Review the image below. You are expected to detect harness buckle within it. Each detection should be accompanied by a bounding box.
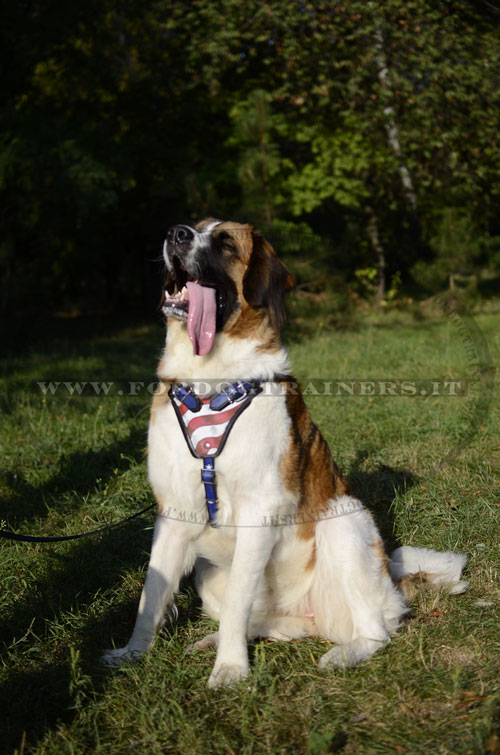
[174,383,202,412]
[222,385,236,403]
[236,381,248,399]
[201,467,216,484]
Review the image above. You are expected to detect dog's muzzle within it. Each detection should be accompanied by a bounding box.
[166,224,195,250]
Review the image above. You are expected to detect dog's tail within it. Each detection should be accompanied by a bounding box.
[389,546,468,599]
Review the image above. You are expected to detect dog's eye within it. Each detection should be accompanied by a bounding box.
[221,240,238,257]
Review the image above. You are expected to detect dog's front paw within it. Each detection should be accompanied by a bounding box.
[208,661,249,689]
[101,646,144,667]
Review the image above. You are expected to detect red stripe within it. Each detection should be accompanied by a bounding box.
[186,405,240,434]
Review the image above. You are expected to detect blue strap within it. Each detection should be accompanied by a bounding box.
[173,385,201,411]
[201,458,218,527]
[209,381,260,410]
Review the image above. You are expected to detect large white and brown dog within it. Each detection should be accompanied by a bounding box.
[103,219,468,688]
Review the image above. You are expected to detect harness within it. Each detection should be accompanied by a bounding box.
[169,380,263,527]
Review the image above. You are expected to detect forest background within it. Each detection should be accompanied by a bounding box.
[1,0,500,323]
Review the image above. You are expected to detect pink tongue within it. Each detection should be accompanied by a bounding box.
[186,282,217,356]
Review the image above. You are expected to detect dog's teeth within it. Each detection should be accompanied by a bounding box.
[164,286,189,303]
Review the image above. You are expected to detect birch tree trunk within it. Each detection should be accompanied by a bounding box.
[367,207,386,307]
[374,26,418,215]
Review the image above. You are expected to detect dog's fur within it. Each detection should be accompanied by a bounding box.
[103,219,468,687]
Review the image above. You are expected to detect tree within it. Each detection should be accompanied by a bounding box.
[226,90,289,226]
[411,208,482,292]
[1,0,499,316]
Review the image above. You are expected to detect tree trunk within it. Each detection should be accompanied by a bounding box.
[367,208,386,307]
[374,27,418,216]
[260,140,273,226]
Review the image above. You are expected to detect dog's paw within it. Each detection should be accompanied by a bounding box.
[318,637,388,669]
[208,661,248,689]
[318,645,357,669]
[101,647,143,667]
[187,631,220,653]
[448,580,469,595]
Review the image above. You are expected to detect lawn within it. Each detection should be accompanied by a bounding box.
[1,299,499,754]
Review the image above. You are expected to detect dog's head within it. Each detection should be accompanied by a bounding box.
[162,219,294,355]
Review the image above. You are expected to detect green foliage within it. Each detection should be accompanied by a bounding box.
[226,89,289,223]
[412,209,482,292]
[285,116,390,214]
[354,266,379,296]
[267,218,329,281]
[354,267,403,309]
[1,0,500,314]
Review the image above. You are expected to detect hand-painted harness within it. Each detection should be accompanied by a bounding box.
[169,380,263,527]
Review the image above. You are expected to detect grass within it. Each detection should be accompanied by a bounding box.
[0,299,499,754]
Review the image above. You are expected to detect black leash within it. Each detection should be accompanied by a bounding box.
[0,503,156,543]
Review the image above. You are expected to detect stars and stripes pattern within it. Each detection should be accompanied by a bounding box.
[169,381,262,526]
[171,391,251,457]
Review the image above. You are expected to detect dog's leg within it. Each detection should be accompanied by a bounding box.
[189,615,315,655]
[207,525,277,688]
[312,496,408,669]
[102,516,198,666]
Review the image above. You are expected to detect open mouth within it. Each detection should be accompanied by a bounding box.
[162,284,190,320]
[162,257,191,319]
[163,257,218,356]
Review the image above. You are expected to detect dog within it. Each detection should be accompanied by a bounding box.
[103,219,468,688]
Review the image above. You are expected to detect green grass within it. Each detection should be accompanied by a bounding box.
[1,301,499,754]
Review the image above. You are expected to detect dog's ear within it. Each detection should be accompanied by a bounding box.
[243,231,295,332]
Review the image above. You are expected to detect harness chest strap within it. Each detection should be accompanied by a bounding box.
[169,381,263,527]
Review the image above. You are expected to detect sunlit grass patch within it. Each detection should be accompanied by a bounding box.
[1,308,499,754]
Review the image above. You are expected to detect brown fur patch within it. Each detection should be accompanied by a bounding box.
[227,304,281,351]
[149,380,171,425]
[397,571,431,600]
[372,540,391,578]
[227,304,265,338]
[305,541,316,570]
[153,491,169,515]
[280,381,349,540]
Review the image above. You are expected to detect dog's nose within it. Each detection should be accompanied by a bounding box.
[167,225,195,245]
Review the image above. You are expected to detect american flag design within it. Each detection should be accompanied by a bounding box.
[171,392,250,458]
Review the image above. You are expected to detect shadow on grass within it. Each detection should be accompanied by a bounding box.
[2,427,146,528]
[0,313,163,414]
[347,449,417,553]
[0,498,206,755]
[0,313,163,359]
[0,521,154,753]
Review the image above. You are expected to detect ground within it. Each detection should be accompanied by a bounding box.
[1,300,499,754]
